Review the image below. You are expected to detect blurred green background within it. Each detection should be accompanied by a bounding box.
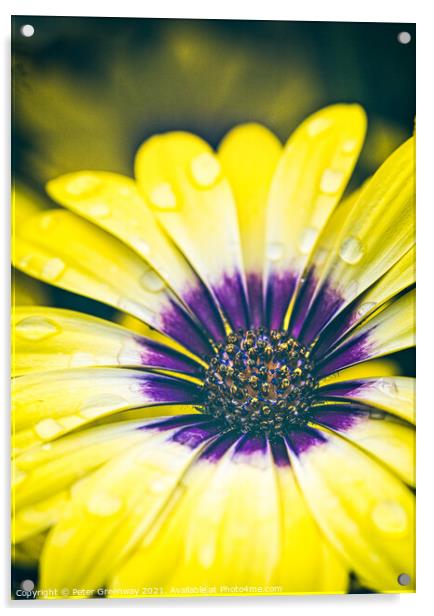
[12,17,415,188]
[11,17,415,596]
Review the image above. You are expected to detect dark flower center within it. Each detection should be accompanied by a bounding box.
[203,328,318,436]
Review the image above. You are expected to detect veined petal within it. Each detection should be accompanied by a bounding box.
[218,124,282,326]
[112,434,347,593]
[13,419,162,542]
[287,427,415,592]
[135,131,249,330]
[318,358,401,387]
[46,172,226,342]
[314,246,415,357]
[12,306,205,377]
[317,376,415,425]
[12,368,203,451]
[293,137,415,343]
[271,440,348,592]
[264,104,366,329]
[39,418,221,593]
[312,407,415,485]
[317,289,415,377]
[13,202,213,358]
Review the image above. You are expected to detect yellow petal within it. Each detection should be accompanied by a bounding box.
[218,124,281,325]
[264,104,366,328]
[13,198,213,357]
[135,131,249,330]
[12,368,201,451]
[46,171,226,341]
[287,428,415,592]
[39,423,217,592]
[296,137,415,342]
[12,306,204,377]
[318,289,415,376]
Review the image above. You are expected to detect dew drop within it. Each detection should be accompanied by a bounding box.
[87,493,123,517]
[13,468,27,486]
[80,394,129,419]
[190,152,221,188]
[199,542,216,568]
[267,242,285,262]
[18,254,33,268]
[15,316,60,341]
[371,501,408,536]
[307,117,332,137]
[58,415,83,430]
[65,174,102,197]
[41,257,65,281]
[140,269,165,293]
[39,212,58,231]
[378,379,399,396]
[342,138,358,154]
[149,182,177,210]
[297,227,318,255]
[34,418,63,440]
[320,169,345,194]
[132,237,151,257]
[87,202,111,218]
[50,528,76,548]
[149,479,167,494]
[69,351,95,367]
[339,236,363,265]
[356,302,376,318]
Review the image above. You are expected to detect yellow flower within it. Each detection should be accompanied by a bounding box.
[12,104,415,597]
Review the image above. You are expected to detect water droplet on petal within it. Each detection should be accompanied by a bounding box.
[41,257,65,281]
[371,501,408,536]
[34,418,63,440]
[297,227,319,255]
[307,117,332,137]
[199,542,216,568]
[149,479,167,494]
[267,242,285,262]
[342,138,358,153]
[65,174,102,197]
[39,212,58,231]
[50,528,76,548]
[69,351,95,367]
[339,236,363,265]
[18,254,33,268]
[132,237,151,257]
[58,415,83,430]
[80,394,129,419]
[378,379,399,396]
[356,302,376,318]
[149,182,177,210]
[190,152,221,188]
[13,468,27,486]
[140,269,165,293]
[87,493,123,517]
[87,202,111,218]
[15,316,60,340]
[320,169,345,194]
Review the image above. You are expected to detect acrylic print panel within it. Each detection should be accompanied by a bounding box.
[11,16,415,599]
